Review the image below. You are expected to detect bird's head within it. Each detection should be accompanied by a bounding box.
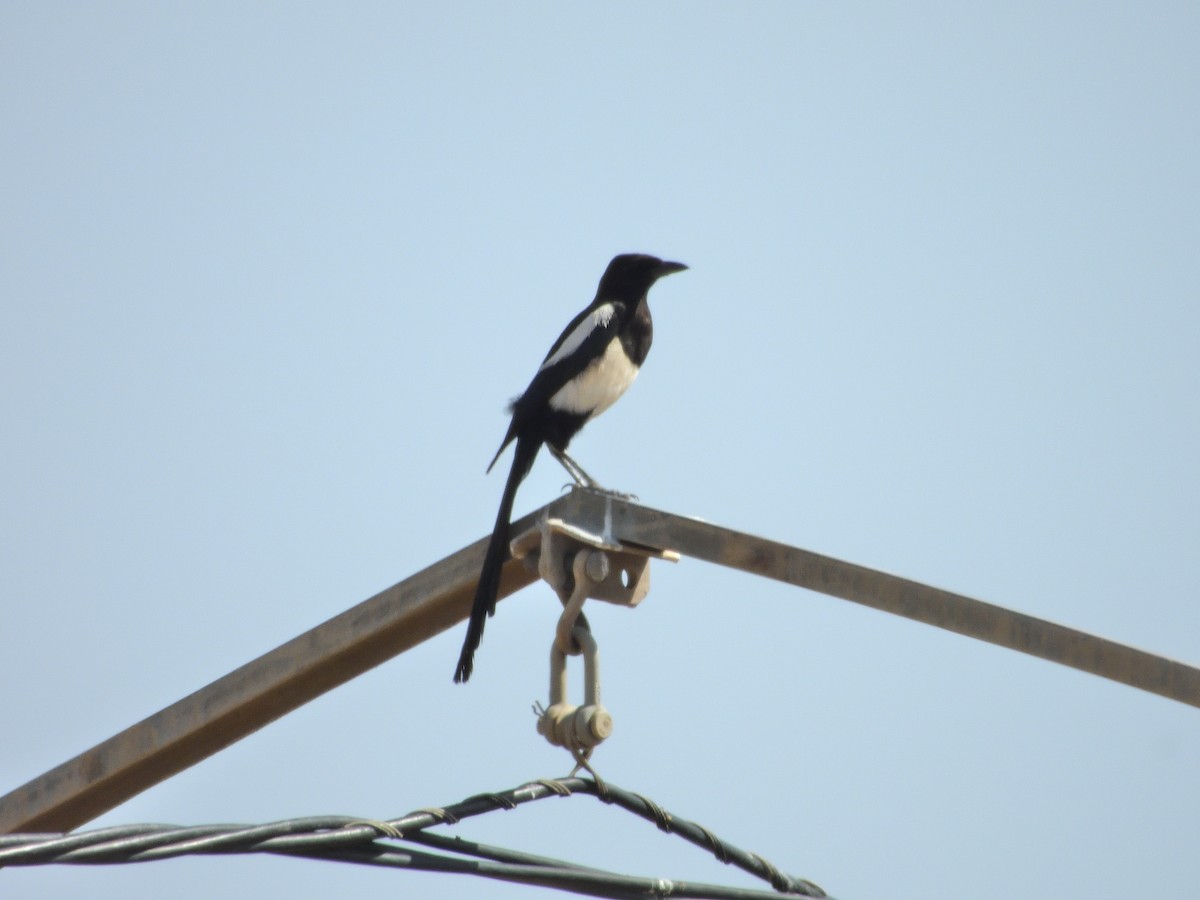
[596,253,688,300]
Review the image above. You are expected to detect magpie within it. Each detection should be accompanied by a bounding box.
[453,253,688,683]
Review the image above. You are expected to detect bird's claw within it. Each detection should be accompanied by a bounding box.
[580,484,638,501]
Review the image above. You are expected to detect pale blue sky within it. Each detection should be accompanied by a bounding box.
[3,3,1199,898]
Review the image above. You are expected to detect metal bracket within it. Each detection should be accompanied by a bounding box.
[511,496,679,754]
[509,499,680,610]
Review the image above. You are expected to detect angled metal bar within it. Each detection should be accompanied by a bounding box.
[5,488,1196,838]
[555,489,1200,710]
[0,505,552,835]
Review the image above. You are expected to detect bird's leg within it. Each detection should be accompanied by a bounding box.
[549,445,600,489]
[549,447,639,500]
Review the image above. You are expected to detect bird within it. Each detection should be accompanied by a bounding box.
[453,253,688,682]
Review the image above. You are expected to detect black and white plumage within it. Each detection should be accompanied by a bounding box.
[454,253,688,683]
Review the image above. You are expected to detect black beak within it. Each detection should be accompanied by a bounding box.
[656,260,688,277]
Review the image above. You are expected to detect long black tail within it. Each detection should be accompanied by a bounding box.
[454,436,540,682]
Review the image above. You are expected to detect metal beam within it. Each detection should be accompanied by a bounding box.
[0,506,547,835]
[554,489,1200,710]
[4,488,1197,836]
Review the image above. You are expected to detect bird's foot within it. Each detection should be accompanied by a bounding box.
[578,484,639,502]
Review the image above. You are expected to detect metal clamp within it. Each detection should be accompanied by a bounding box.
[511,499,678,755]
[508,503,679,615]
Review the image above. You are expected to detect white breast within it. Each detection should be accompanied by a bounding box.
[549,339,638,419]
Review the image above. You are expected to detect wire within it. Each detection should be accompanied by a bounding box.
[0,776,829,899]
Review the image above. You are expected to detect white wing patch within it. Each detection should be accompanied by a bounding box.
[549,338,639,418]
[539,302,618,372]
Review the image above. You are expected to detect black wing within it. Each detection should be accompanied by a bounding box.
[487,300,626,470]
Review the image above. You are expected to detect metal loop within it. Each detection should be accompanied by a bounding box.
[529,778,573,797]
[537,626,611,753]
[555,550,608,656]
[411,807,459,826]
[342,819,404,839]
[463,792,518,811]
[633,792,672,832]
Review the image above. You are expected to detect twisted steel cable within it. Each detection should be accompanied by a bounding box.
[0,777,828,899]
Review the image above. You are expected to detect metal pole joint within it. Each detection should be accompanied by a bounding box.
[514,502,678,755]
